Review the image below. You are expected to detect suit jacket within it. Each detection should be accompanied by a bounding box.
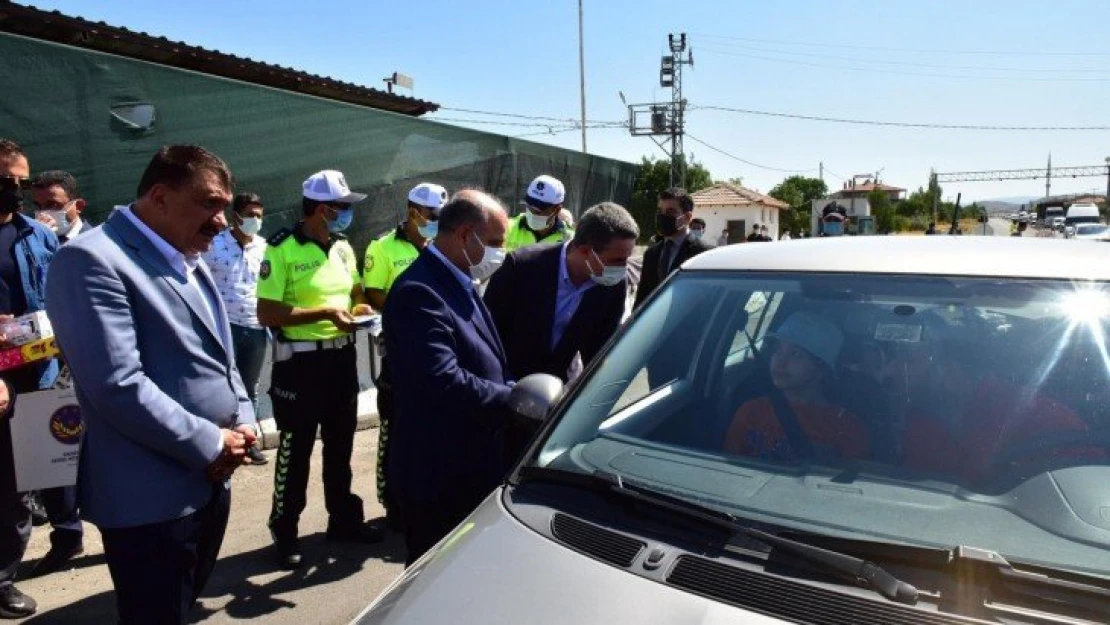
[59,218,94,244]
[632,233,712,310]
[45,210,254,529]
[383,248,513,510]
[484,243,625,382]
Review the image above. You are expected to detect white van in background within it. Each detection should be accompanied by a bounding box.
[1065,203,1101,238]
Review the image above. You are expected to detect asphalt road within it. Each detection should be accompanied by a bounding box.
[14,429,403,624]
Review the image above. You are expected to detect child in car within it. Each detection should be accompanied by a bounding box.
[723,312,869,463]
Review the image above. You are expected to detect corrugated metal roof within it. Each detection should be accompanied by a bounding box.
[0,2,439,116]
[690,182,791,209]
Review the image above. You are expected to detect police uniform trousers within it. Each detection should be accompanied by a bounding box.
[267,341,362,542]
[374,356,400,526]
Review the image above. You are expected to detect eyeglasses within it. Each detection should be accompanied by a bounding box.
[0,176,31,192]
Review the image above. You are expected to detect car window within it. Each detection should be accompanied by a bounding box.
[534,271,1110,578]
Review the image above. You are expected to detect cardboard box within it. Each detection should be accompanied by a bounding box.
[0,311,58,372]
[10,388,82,492]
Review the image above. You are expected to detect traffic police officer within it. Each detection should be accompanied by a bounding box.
[505,174,574,251]
[257,169,382,570]
[362,182,447,528]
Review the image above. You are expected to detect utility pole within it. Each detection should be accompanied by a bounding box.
[1046,153,1052,200]
[577,0,587,153]
[666,33,693,187]
[930,169,939,227]
[819,161,824,183]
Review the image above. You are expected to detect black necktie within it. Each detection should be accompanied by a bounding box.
[659,240,676,280]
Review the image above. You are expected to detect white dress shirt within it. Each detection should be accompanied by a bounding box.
[202,228,267,329]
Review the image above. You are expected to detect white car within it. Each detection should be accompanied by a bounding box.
[357,237,1110,625]
[1070,223,1110,240]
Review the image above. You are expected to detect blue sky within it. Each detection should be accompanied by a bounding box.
[26,0,1110,201]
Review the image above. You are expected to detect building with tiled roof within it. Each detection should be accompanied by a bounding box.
[691,182,790,243]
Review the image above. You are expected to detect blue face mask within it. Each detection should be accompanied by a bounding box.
[418,221,438,239]
[327,207,354,233]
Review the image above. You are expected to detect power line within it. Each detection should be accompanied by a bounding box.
[692,33,1110,57]
[690,105,1110,131]
[696,46,1110,82]
[435,106,623,126]
[685,134,816,173]
[513,124,625,139]
[696,42,1110,74]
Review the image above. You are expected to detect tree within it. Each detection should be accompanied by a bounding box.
[869,189,900,234]
[629,155,713,241]
[769,176,828,236]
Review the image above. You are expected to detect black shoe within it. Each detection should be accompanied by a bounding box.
[326,522,384,544]
[247,445,268,466]
[28,494,47,527]
[0,584,37,618]
[28,543,84,578]
[274,540,303,570]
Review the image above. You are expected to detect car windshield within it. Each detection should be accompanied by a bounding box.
[533,271,1110,577]
[1076,224,1108,236]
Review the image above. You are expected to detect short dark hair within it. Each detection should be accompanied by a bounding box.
[659,187,694,213]
[31,170,79,199]
[0,139,24,162]
[136,145,233,199]
[691,218,706,229]
[233,192,263,214]
[438,193,487,234]
[572,202,640,250]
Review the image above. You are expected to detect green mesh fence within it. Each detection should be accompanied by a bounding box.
[0,32,636,256]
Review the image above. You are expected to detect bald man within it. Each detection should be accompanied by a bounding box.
[382,190,515,565]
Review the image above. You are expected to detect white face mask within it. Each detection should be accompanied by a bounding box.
[588,249,627,287]
[690,229,704,240]
[238,216,263,237]
[39,204,73,236]
[464,231,506,282]
[525,210,553,231]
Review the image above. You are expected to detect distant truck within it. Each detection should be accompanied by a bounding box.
[1044,206,1065,229]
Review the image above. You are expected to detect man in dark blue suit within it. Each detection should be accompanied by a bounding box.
[383,189,513,565]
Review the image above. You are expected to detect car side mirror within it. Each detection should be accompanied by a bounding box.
[508,374,564,423]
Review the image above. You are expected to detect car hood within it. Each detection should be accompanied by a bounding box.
[352,488,782,625]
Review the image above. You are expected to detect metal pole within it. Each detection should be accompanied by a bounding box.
[578,0,587,153]
[930,170,939,227]
[1104,158,1109,216]
[819,161,823,183]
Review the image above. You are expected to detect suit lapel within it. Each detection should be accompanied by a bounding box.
[423,251,506,362]
[108,211,227,355]
[537,248,561,356]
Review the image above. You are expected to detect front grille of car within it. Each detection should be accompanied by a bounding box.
[550,513,646,568]
[668,556,988,625]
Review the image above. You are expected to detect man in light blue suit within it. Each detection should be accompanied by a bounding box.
[45,145,256,625]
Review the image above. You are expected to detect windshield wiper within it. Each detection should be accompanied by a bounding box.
[516,466,920,605]
[948,546,1110,618]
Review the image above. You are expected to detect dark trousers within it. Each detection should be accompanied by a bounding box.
[400,497,475,567]
[0,367,49,587]
[40,485,82,549]
[100,483,231,625]
[230,324,270,411]
[374,357,399,521]
[268,343,362,543]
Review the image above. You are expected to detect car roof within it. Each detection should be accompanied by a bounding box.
[682,236,1110,281]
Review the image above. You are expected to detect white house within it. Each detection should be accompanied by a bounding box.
[690,182,791,243]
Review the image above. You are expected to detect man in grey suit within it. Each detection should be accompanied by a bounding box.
[45,145,256,625]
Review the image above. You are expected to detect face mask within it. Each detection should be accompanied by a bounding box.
[588,249,627,287]
[237,216,262,236]
[44,209,72,235]
[656,212,679,237]
[0,189,22,215]
[418,220,438,239]
[327,207,353,233]
[464,231,506,282]
[823,222,843,236]
[690,229,704,240]
[525,210,552,231]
